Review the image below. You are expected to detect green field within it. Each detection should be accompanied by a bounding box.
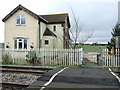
[77,45,107,53]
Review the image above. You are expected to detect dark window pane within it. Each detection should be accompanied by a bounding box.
[24,39,27,49]
[19,42,22,49]
[45,40,49,45]
[53,26,56,31]
[14,39,17,49]
[21,18,25,24]
[17,17,20,25]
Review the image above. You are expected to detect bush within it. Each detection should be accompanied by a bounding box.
[2,53,12,64]
[26,51,40,65]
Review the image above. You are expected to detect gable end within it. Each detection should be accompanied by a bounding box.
[43,28,57,37]
[2,4,47,23]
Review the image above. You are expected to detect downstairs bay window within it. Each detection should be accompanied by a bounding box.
[14,38,28,50]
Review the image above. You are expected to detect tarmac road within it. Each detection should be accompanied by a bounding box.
[25,66,120,90]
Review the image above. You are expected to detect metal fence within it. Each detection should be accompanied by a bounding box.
[102,49,120,67]
[1,48,83,66]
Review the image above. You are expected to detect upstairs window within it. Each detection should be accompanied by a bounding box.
[16,15,25,25]
[14,38,28,50]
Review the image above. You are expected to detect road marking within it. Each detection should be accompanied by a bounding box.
[40,67,68,90]
[108,68,120,83]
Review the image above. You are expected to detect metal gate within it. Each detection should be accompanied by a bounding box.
[82,51,101,64]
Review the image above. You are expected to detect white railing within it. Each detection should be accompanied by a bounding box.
[102,49,120,67]
[2,48,83,66]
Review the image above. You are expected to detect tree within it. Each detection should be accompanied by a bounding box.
[107,23,120,54]
[69,8,94,49]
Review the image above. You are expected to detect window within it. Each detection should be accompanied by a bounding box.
[16,15,25,25]
[53,26,56,31]
[45,40,49,45]
[14,38,28,50]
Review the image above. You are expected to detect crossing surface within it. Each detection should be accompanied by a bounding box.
[25,66,120,90]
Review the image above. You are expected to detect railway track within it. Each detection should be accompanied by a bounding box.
[1,82,29,89]
[1,65,55,90]
[1,65,53,71]
[1,65,54,74]
[1,69,45,74]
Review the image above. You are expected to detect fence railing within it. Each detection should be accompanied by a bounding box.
[2,48,83,66]
[3,48,119,67]
[102,49,120,67]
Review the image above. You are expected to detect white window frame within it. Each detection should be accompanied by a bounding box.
[16,15,26,26]
[14,38,28,50]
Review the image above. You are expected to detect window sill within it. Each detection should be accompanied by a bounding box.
[16,24,26,26]
[13,49,29,52]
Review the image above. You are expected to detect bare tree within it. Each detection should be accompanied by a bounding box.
[69,8,94,49]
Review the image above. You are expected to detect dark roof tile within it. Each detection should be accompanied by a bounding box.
[43,28,57,37]
[40,13,68,24]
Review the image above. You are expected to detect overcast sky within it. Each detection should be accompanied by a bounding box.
[0,0,119,44]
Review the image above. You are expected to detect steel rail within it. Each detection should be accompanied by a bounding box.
[1,82,28,88]
[1,65,53,71]
[1,69,45,74]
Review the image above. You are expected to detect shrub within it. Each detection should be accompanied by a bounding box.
[2,53,12,64]
[26,51,40,65]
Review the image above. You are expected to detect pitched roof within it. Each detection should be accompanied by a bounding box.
[43,28,57,37]
[2,4,47,23]
[40,13,68,24]
[2,5,70,28]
